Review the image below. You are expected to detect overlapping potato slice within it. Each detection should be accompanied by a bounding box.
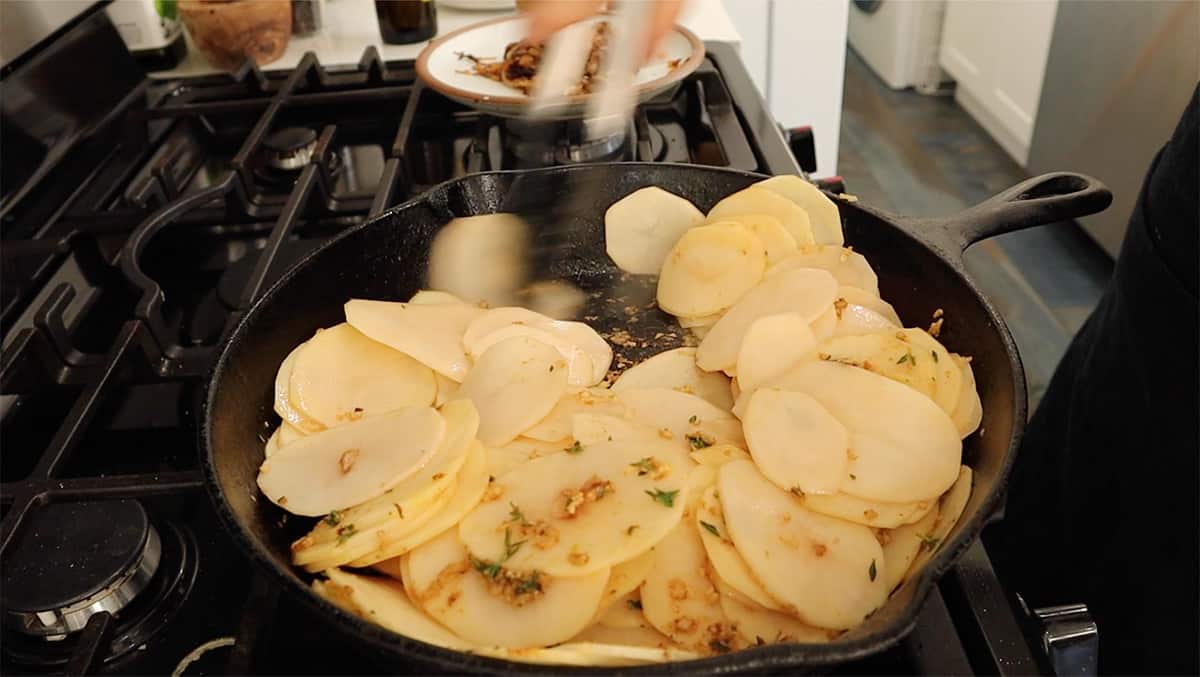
[470,324,595,388]
[880,506,939,592]
[409,289,466,305]
[428,213,530,307]
[433,372,459,407]
[766,361,961,502]
[656,224,767,318]
[696,268,837,373]
[641,518,742,653]
[742,388,849,495]
[707,186,815,246]
[768,246,879,296]
[754,175,844,246]
[689,444,750,467]
[345,299,482,382]
[314,568,472,650]
[717,460,887,629]
[677,313,722,329]
[458,434,690,577]
[612,347,733,410]
[696,487,783,611]
[717,581,836,646]
[717,213,804,261]
[604,186,706,275]
[599,590,647,629]
[594,547,657,620]
[464,307,612,385]
[350,442,490,567]
[288,323,436,428]
[523,387,626,442]
[404,529,610,648]
[838,285,902,325]
[570,412,648,446]
[907,465,972,576]
[275,344,324,433]
[800,491,936,529]
[292,400,478,567]
[573,623,677,650]
[615,388,745,449]
[257,406,445,517]
[486,436,568,476]
[452,335,569,446]
[949,355,983,438]
[735,313,818,396]
[815,328,962,417]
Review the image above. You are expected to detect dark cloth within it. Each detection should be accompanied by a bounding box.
[988,84,1199,675]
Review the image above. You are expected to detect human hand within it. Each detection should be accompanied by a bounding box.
[519,0,685,60]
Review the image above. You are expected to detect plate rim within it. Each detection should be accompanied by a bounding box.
[415,15,706,109]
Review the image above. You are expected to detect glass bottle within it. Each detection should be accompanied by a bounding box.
[375,0,438,45]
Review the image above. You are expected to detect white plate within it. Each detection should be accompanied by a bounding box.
[415,15,704,118]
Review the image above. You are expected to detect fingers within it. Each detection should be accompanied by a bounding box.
[641,0,685,61]
[521,0,608,44]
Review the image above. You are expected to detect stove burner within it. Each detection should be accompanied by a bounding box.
[2,500,161,640]
[503,118,628,167]
[263,127,318,171]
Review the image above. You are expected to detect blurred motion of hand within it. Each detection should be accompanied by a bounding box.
[518,0,685,60]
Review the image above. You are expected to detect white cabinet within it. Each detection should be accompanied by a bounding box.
[939,0,1058,166]
[722,0,850,178]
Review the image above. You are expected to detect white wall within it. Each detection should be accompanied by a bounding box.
[722,0,849,178]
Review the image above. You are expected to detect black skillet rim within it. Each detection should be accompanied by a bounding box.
[200,163,1026,673]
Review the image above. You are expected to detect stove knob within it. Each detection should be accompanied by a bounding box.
[1029,600,1099,676]
[785,126,818,174]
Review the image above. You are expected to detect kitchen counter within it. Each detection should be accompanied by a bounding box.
[149,0,740,78]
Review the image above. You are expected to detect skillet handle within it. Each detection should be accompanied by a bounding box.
[938,172,1112,252]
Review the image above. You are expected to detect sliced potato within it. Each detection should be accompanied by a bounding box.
[518,279,587,320]
[800,492,936,529]
[605,186,706,274]
[689,444,750,467]
[293,400,478,564]
[881,506,939,592]
[696,268,837,373]
[717,583,835,646]
[949,355,983,438]
[571,412,653,446]
[275,344,324,433]
[483,641,698,666]
[641,519,742,653]
[487,436,568,476]
[707,185,815,246]
[523,388,626,442]
[434,372,459,407]
[717,460,887,629]
[768,246,878,297]
[809,305,839,341]
[428,213,530,307]
[574,622,676,649]
[815,331,942,410]
[594,547,657,620]
[677,313,722,329]
[289,323,436,428]
[612,347,733,410]
[599,590,648,629]
[469,324,595,389]
[742,388,849,495]
[767,361,961,502]
[895,328,963,415]
[457,436,689,577]
[278,422,305,445]
[615,388,745,449]
[409,289,466,305]
[826,302,898,339]
[754,175,844,246]
[735,313,818,395]
[717,213,803,261]
[265,428,284,458]
[344,299,482,382]
[314,568,471,651]
[349,441,491,566]
[464,307,612,385]
[404,529,610,648]
[257,406,445,516]
[838,285,901,325]
[696,487,783,611]
[907,465,972,577]
[453,335,569,447]
[656,224,767,318]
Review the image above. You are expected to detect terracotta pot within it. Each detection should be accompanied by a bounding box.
[180,0,292,70]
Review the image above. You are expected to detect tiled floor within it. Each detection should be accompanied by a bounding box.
[836,48,1114,409]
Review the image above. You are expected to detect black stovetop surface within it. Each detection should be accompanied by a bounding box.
[0,6,1042,676]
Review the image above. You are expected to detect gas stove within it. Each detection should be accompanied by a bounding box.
[1,6,1047,675]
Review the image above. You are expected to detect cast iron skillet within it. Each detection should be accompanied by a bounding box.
[201,163,1111,673]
